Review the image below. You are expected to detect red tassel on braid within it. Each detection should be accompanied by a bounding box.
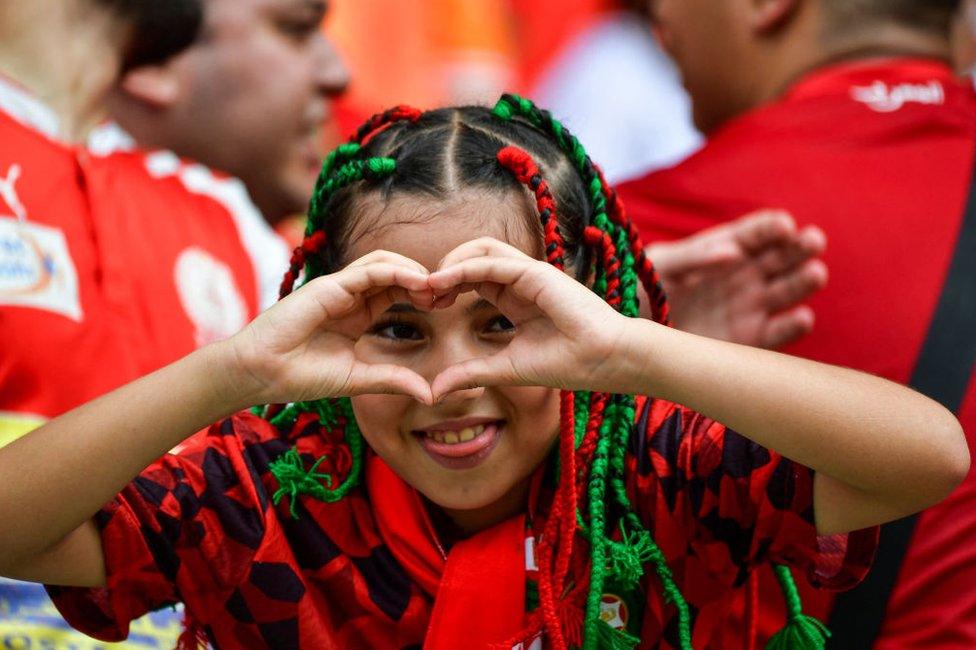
[351,105,423,146]
[575,392,609,487]
[593,164,672,326]
[279,231,329,299]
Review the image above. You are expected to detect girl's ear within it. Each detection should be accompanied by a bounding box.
[749,0,802,34]
[118,64,181,108]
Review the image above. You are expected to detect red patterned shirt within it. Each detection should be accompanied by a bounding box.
[47,397,877,648]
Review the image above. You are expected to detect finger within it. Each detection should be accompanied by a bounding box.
[764,259,829,312]
[436,237,533,272]
[755,227,826,277]
[731,210,797,254]
[428,256,540,294]
[344,250,430,275]
[430,356,519,402]
[348,363,433,405]
[333,262,431,296]
[760,305,816,349]
[646,237,742,279]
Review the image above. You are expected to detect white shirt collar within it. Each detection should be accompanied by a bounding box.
[0,74,62,141]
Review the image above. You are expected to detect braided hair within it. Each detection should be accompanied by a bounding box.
[265,96,824,650]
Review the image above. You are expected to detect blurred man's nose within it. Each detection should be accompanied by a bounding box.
[313,34,350,97]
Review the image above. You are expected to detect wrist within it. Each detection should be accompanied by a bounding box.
[610,316,670,396]
[203,338,267,413]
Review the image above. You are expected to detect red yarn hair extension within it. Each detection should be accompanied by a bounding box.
[351,105,423,147]
[279,230,328,299]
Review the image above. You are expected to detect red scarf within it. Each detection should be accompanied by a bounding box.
[365,454,533,649]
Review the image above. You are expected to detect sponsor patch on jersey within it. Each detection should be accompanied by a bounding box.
[174,247,248,347]
[0,217,82,321]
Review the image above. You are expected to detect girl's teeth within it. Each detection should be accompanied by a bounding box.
[425,424,490,445]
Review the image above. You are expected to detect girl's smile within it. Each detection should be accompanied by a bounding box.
[413,418,504,469]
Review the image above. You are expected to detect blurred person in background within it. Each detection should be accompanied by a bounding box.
[105,0,349,230]
[0,0,279,646]
[531,0,702,182]
[618,0,976,647]
[953,0,976,75]
[104,0,829,351]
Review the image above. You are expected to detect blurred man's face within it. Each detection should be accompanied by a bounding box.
[167,0,348,221]
[651,0,750,133]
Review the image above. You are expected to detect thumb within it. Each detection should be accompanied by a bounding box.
[430,355,517,403]
[347,364,433,405]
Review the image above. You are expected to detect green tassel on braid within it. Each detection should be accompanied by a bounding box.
[269,398,366,519]
[766,565,830,650]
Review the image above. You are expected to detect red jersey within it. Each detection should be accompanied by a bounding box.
[617,58,976,648]
[47,400,875,648]
[0,77,284,648]
[0,79,264,424]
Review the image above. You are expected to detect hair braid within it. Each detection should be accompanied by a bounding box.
[278,157,397,299]
[497,146,578,649]
[493,94,668,324]
[493,95,693,648]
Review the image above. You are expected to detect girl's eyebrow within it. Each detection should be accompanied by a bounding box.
[384,303,419,314]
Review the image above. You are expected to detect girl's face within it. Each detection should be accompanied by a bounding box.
[346,191,561,532]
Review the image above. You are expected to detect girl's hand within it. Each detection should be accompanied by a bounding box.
[427,238,632,401]
[226,251,436,407]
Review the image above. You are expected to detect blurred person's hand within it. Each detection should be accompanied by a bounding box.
[646,210,828,349]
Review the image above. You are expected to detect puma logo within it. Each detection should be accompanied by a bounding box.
[0,165,26,221]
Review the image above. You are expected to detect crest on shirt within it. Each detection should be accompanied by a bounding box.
[851,80,945,113]
[0,164,83,321]
[600,593,629,630]
[174,246,248,347]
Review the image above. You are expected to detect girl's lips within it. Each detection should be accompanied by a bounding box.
[416,422,503,470]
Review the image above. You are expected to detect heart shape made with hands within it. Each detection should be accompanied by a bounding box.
[256,238,617,407]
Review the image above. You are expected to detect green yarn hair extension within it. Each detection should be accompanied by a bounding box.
[306,156,397,236]
[582,399,618,650]
[766,565,831,650]
[494,94,699,650]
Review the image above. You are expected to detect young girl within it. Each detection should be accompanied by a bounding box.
[0,97,966,650]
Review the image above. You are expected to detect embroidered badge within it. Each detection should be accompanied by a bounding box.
[174,246,248,347]
[600,593,629,630]
[0,165,82,321]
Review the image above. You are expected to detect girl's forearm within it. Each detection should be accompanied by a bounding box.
[0,341,250,572]
[618,319,968,519]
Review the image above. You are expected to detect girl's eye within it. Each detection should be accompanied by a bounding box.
[485,315,516,334]
[373,322,424,342]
